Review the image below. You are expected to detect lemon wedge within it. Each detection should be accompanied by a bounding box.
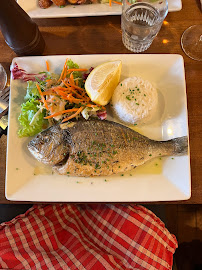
[85,60,122,106]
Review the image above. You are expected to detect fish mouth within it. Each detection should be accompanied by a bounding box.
[28,143,44,161]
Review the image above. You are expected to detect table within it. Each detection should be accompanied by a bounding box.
[0,0,201,204]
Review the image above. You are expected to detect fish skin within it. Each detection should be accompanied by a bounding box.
[28,120,188,176]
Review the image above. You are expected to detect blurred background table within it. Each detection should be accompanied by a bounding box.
[0,0,201,203]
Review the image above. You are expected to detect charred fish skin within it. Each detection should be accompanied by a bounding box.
[28,120,188,177]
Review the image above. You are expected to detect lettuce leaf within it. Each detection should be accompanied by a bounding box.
[18,99,48,137]
[24,81,40,100]
[66,59,79,69]
[66,59,83,86]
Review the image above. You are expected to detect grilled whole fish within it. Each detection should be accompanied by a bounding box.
[28,120,188,176]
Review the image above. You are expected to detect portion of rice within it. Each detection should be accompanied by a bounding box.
[111,76,158,124]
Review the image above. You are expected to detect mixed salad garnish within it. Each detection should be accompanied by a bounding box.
[12,59,107,137]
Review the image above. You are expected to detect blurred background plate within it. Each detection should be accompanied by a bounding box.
[17,0,182,18]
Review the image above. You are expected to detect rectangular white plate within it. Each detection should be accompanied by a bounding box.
[6,54,190,202]
[17,0,182,18]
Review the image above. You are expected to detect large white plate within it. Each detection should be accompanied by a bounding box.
[17,0,182,18]
[6,54,190,202]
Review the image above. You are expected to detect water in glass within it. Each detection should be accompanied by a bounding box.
[121,1,168,53]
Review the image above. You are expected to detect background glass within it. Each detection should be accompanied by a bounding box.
[181,24,202,61]
[121,0,168,53]
[0,64,7,91]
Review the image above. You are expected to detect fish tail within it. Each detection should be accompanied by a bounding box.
[171,136,188,156]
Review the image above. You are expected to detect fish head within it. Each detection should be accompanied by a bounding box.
[28,125,71,166]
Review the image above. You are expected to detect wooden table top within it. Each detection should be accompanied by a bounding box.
[0,0,201,204]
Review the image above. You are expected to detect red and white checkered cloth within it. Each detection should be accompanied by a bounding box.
[0,204,177,270]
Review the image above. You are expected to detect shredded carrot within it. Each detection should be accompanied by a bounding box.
[44,108,80,119]
[69,73,75,85]
[63,68,67,80]
[68,82,88,93]
[55,90,69,97]
[61,80,85,99]
[46,60,50,72]
[67,68,88,73]
[46,79,52,82]
[49,106,53,114]
[109,0,112,6]
[69,82,89,99]
[45,100,57,103]
[85,104,101,108]
[67,82,86,96]
[42,86,71,96]
[58,58,68,82]
[69,89,85,99]
[53,86,70,92]
[62,107,83,123]
[67,96,87,104]
[36,84,49,111]
[42,89,57,96]
[112,0,122,4]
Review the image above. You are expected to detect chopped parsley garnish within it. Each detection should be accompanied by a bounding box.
[126,96,131,100]
[95,163,101,169]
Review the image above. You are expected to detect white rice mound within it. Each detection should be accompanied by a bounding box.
[111,76,158,124]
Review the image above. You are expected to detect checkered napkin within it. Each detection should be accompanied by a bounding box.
[0,204,177,270]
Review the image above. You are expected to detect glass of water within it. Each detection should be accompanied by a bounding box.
[121,0,168,53]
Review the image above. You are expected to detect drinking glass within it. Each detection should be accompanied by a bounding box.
[121,0,168,53]
[0,64,7,91]
[181,24,202,61]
